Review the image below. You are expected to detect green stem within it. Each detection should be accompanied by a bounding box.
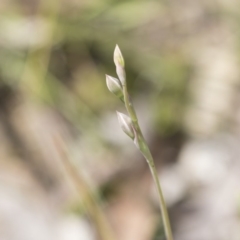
[122,84,173,240]
[146,155,173,240]
[55,137,116,240]
[122,84,137,121]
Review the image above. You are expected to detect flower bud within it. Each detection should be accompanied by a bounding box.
[114,45,124,68]
[114,45,126,85]
[116,66,126,86]
[133,134,140,150]
[116,112,135,139]
[106,75,123,99]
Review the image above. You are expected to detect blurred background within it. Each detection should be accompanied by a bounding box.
[0,0,240,239]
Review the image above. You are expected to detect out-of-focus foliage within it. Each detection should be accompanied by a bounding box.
[1,0,240,240]
[0,0,193,137]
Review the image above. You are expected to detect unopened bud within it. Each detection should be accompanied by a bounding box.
[133,134,141,150]
[106,75,123,99]
[114,45,124,67]
[116,66,126,86]
[116,112,134,139]
[114,45,126,85]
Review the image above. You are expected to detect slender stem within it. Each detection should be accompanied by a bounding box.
[54,137,116,240]
[122,84,137,122]
[122,84,173,240]
[146,155,173,240]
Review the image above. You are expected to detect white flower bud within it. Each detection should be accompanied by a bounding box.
[114,45,126,85]
[133,134,140,150]
[106,75,123,99]
[116,66,126,86]
[114,45,124,67]
[116,112,135,139]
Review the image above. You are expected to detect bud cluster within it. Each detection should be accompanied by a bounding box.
[105,45,135,140]
[105,45,173,240]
